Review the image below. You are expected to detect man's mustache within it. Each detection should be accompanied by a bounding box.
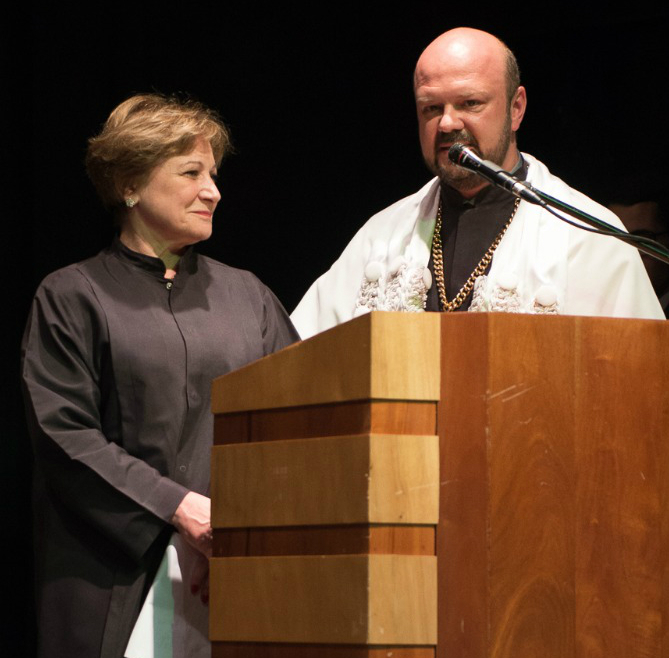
[436,131,478,151]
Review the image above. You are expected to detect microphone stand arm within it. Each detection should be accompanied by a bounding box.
[531,187,669,266]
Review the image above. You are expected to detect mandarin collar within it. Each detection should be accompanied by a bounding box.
[110,236,197,280]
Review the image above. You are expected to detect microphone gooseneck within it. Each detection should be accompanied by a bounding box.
[447,143,544,204]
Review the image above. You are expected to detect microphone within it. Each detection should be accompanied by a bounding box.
[447,143,544,205]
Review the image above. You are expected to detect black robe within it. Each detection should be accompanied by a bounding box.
[21,239,299,658]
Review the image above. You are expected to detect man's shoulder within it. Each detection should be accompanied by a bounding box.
[369,178,439,218]
[352,178,440,241]
[523,153,623,228]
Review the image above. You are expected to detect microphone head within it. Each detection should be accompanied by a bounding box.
[448,143,467,164]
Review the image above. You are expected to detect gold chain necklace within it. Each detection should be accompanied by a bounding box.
[432,196,521,312]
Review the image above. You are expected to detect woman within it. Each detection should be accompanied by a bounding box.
[21,94,299,658]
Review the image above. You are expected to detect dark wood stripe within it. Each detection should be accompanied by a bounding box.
[212,643,435,658]
[213,524,435,557]
[214,400,437,445]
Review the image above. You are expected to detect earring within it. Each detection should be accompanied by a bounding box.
[125,197,137,208]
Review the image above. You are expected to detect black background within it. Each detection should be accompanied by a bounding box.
[5,5,668,654]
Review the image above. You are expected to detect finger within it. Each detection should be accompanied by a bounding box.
[199,531,213,559]
[190,554,208,595]
[200,568,209,606]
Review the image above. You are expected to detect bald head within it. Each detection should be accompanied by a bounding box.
[413,27,527,195]
[415,28,520,104]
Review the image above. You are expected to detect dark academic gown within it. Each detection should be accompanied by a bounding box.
[21,239,299,658]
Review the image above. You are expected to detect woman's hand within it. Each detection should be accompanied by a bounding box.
[171,491,212,557]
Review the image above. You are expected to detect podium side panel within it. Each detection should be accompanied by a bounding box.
[437,314,669,658]
[486,316,576,657]
[574,318,669,658]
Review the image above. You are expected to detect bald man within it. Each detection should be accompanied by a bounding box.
[292,28,663,338]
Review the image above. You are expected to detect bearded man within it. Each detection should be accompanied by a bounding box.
[291,27,663,338]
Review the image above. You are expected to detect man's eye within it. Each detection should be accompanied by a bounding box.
[463,100,482,108]
[422,105,441,115]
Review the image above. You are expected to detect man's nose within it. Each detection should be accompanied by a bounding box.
[438,107,464,132]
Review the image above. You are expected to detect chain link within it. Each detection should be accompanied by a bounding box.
[432,196,521,312]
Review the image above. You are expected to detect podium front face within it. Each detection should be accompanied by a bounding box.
[210,312,669,658]
[210,313,440,657]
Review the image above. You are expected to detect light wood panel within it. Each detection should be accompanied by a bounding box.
[210,555,437,645]
[211,434,439,527]
[211,312,440,413]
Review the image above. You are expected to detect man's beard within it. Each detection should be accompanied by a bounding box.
[426,114,513,192]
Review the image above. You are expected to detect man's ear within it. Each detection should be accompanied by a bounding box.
[511,86,527,132]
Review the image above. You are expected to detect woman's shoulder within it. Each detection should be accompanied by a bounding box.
[33,252,110,310]
[38,261,92,292]
[196,254,265,288]
[195,254,286,309]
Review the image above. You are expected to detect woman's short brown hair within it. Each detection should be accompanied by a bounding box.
[86,93,231,211]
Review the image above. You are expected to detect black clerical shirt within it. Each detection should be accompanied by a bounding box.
[426,158,529,312]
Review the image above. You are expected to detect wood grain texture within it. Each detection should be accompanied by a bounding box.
[438,314,490,658]
[574,317,669,658]
[210,555,437,645]
[211,434,439,527]
[213,525,436,557]
[485,315,575,658]
[211,312,440,413]
[437,313,669,658]
[214,401,438,445]
[212,645,434,658]
[209,312,669,658]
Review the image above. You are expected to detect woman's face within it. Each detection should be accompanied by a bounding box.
[129,137,221,252]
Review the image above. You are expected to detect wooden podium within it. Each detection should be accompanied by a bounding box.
[210,312,669,658]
